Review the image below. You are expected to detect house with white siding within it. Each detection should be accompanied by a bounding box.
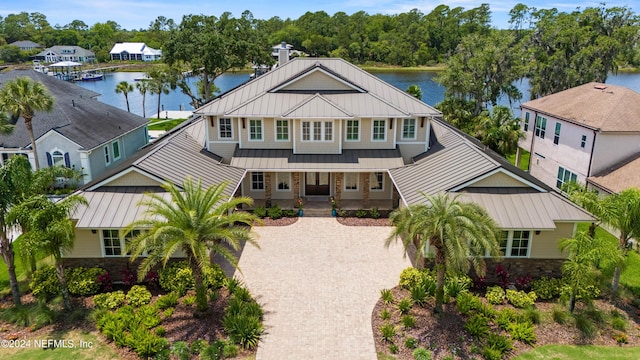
[32,45,95,63]
[66,56,593,280]
[110,42,162,62]
[516,82,640,194]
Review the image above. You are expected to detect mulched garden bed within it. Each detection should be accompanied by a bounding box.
[254,216,299,226]
[337,217,392,226]
[372,286,640,359]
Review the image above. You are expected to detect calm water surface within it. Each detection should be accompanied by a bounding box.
[76,70,640,118]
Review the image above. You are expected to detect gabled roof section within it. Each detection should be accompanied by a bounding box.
[282,94,353,119]
[587,152,640,194]
[0,69,145,150]
[270,64,366,94]
[522,82,640,132]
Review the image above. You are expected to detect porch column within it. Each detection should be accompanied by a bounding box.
[362,172,370,209]
[515,147,522,169]
[293,172,300,199]
[392,185,400,208]
[334,172,343,204]
[265,172,272,207]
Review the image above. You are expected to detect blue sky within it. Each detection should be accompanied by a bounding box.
[4,1,636,30]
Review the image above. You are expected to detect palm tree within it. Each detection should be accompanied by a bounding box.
[126,178,259,311]
[115,81,134,112]
[560,231,621,312]
[406,84,423,100]
[147,67,176,118]
[474,105,524,156]
[7,194,87,310]
[0,112,14,135]
[0,77,54,170]
[386,192,501,313]
[135,80,149,118]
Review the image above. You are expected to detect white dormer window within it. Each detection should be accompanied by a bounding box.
[219,118,233,139]
[249,119,263,141]
[402,118,416,140]
[346,120,359,141]
[276,120,289,141]
[372,119,386,141]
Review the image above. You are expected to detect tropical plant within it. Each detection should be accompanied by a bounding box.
[126,178,258,311]
[406,84,423,99]
[0,76,54,170]
[7,194,87,310]
[474,105,524,156]
[0,111,14,134]
[115,81,134,112]
[386,192,501,313]
[135,80,149,118]
[147,65,178,118]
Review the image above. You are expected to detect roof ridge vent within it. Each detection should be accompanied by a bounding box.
[594,84,608,90]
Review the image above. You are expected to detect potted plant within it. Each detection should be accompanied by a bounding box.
[330,196,337,217]
[296,197,303,217]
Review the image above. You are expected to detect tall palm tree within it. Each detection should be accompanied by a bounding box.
[135,80,149,118]
[115,81,134,112]
[386,192,501,313]
[147,67,176,118]
[7,194,87,310]
[474,105,524,156]
[126,178,259,311]
[0,77,54,170]
[406,84,423,100]
[0,112,14,135]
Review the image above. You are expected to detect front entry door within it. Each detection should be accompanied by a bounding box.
[305,172,330,196]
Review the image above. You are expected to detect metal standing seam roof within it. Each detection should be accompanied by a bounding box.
[456,192,594,229]
[522,82,640,132]
[196,58,440,118]
[230,148,404,171]
[73,191,172,228]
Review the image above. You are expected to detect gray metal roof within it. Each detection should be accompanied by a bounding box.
[456,192,594,229]
[0,70,147,150]
[231,148,404,171]
[35,45,95,58]
[73,190,172,228]
[197,58,440,119]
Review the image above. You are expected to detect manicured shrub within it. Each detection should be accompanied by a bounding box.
[66,266,106,296]
[97,271,113,292]
[121,268,136,287]
[0,303,56,329]
[508,322,537,344]
[223,342,239,358]
[478,302,496,318]
[405,337,418,349]
[531,277,563,300]
[381,288,394,304]
[283,209,297,217]
[30,265,59,299]
[171,341,190,360]
[413,347,432,360]
[445,274,472,298]
[552,306,568,324]
[482,346,502,360]
[399,267,423,289]
[159,262,225,295]
[369,207,381,219]
[389,343,399,354]
[155,326,166,336]
[253,206,267,218]
[380,322,396,342]
[486,332,513,354]
[183,295,196,307]
[223,313,263,349]
[380,309,391,320]
[163,308,174,318]
[402,314,416,329]
[398,297,413,314]
[574,313,596,338]
[155,292,179,310]
[515,274,533,290]
[268,205,283,220]
[94,290,126,310]
[189,339,208,355]
[200,341,225,360]
[455,292,475,315]
[136,305,161,329]
[610,310,627,331]
[411,284,428,306]
[613,332,629,344]
[486,286,505,305]
[127,285,152,307]
[464,314,490,339]
[505,289,537,308]
[355,208,367,218]
[520,307,541,324]
[495,308,516,330]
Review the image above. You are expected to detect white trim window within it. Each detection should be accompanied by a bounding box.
[102,229,122,256]
[372,119,386,141]
[346,120,359,141]
[301,121,333,142]
[52,150,65,167]
[344,172,359,191]
[402,118,416,140]
[112,140,121,160]
[535,116,547,139]
[251,172,265,191]
[275,120,289,141]
[557,166,577,189]
[370,172,384,191]
[499,230,531,258]
[276,173,291,191]
[249,119,263,141]
[104,145,111,165]
[523,112,530,132]
[219,118,233,139]
[553,123,561,145]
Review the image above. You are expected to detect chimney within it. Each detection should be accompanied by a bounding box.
[278,41,289,67]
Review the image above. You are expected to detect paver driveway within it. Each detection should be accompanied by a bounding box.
[234,217,411,360]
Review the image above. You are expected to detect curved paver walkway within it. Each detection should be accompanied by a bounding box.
[234,217,410,360]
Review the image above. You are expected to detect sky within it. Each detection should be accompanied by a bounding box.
[4,1,636,30]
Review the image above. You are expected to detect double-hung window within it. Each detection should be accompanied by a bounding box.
[112,140,121,160]
[52,151,65,167]
[344,173,358,191]
[276,120,289,141]
[346,120,359,141]
[402,118,416,140]
[276,173,291,191]
[102,229,121,256]
[370,172,384,191]
[219,118,233,139]
[556,166,577,190]
[499,230,531,258]
[251,172,264,191]
[372,119,386,141]
[523,112,530,132]
[249,119,263,141]
[553,123,561,145]
[535,116,547,139]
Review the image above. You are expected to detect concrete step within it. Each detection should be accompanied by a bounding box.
[301,208,333,217]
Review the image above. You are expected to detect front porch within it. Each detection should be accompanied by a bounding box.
[249,197,395,217]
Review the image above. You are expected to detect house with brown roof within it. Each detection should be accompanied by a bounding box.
[65,57,593,279]
[516,82,640,194]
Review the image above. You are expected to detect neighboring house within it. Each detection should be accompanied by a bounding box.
[517,82,640,194]
[66,56,593,280]
[9,40,43,51]
[271,42,306,60]
[110,42,162,62]
[32,45,96,63]
[0,69,149,184]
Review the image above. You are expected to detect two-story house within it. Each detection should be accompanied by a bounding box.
[517,82,640,194]
[65,57,592,280]
[110,43,162,62]
[33,46,96,63]
[0,70,149,184]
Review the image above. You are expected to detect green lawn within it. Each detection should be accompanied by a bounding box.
[506,149,530,171]
[0,237,29,297]
[515,345,640,360]
[2,331,121,360]
[148,118,187,131]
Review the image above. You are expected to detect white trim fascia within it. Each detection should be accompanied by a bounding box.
[205,116,211,151]
[229,170,247,201]
[396,142,425,145]
[79,150,92,184]
[35,129,84,149]
[393,118,397,148]
[425,118,431,151]
[237,118,243,148]
[86,167,165,191]
[292,120,297,154]
[449,168,547,193]
[270,67,366,93]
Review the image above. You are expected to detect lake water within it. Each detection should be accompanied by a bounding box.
[76,70,640,118]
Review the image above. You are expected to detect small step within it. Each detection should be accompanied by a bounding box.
[301,208,333,217]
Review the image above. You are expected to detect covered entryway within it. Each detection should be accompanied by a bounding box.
[305,172,330,196]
